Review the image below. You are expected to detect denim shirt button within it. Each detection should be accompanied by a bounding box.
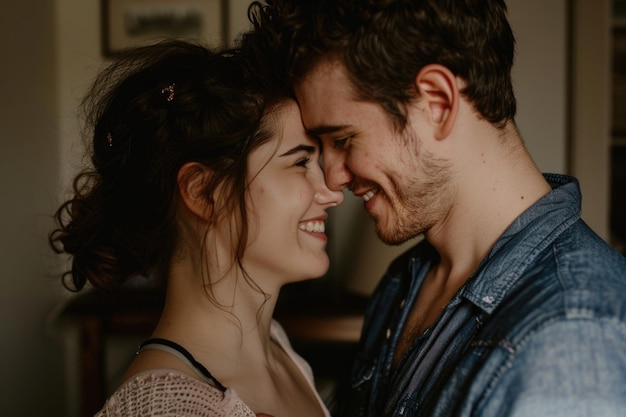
[482,295,495,304]
[386,328,392,339]
[399,298,406,309]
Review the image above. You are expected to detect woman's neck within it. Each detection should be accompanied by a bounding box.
[151,261,282,380]
[127,260,326,417]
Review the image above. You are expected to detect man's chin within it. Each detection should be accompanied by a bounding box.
[374,223,412,246]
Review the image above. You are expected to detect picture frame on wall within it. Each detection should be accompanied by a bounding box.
[101,0,225,57]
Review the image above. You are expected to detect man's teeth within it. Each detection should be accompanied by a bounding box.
[363,190,376,202]
[299,221,325,233]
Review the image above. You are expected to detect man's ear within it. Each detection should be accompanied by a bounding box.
[415,64,460,140]
[177,162,213,220]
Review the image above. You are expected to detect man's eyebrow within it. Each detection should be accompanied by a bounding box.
[279,144,316,157]
[306,124,350,137]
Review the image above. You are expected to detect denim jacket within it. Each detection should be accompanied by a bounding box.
[341,174,626,417]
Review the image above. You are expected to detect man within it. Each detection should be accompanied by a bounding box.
[242,1,626,416]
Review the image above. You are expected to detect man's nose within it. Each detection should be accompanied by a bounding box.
[323,154,353,191]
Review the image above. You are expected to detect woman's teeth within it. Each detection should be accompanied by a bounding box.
[299,221,325,233]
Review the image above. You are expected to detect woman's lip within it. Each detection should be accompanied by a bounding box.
[298,218,328,242]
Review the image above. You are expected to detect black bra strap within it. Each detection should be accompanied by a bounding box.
[139,337,227,392]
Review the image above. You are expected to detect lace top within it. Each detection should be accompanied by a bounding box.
[95,320,330,417]
[95,371,255,417]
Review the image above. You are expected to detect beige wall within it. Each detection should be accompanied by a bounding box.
[509,0,568,174]
[571,0,612,240]
[0,1,66,415]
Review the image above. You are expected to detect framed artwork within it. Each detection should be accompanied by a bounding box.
[101,0,224,57]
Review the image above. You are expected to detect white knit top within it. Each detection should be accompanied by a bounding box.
[96,371,255,417]
[95,321,330,417]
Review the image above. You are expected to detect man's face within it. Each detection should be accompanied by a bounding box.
[295,59,453,244]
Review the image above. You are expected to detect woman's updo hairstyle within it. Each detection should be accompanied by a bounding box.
[50,40,278,292]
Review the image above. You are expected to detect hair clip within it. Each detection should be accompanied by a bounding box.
[161,83,175,102]
[107,132,113,147]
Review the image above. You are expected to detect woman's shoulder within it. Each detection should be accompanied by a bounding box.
[270,320,315,382]
[95,370,256,417]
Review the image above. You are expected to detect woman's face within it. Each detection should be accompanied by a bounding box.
[242,101,344,287]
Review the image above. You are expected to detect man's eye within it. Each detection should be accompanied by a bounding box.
[334,136,351,149]
[296,157,311,167]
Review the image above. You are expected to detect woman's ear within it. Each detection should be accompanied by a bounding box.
[177,162,213,220]
[415,64,460,140]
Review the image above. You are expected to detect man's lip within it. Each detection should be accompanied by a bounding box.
[362,189,377,202]
[352,187,379,200]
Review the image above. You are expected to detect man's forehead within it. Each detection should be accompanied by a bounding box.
[298,58,352,94]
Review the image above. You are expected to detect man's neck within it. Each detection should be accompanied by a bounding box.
[425,122,551,284]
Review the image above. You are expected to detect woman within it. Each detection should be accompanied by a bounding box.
[49,40,342,416]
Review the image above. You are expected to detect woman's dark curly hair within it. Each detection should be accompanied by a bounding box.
[245,0,516,130]
[49,40,286,292]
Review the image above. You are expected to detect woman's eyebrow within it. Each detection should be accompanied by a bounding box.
[279,144,316,157]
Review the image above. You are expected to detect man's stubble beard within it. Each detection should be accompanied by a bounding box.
[373,130,453,246]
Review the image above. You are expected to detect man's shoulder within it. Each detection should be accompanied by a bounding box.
[559,218,625,258]
[551,219,626,289]
[477,219,626,340]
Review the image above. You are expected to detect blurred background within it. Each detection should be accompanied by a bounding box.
[0,0,623,415]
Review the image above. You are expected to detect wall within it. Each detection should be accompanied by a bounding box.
[0,0,66,415]
[509,0,568,174]
[571,0,611,240]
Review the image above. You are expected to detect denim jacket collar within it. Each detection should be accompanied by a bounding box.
[461,174,581,314]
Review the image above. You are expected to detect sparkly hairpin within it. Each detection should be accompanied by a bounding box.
[161,83,175,102]
[107,132,113,147]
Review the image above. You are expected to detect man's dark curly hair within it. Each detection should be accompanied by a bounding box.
[241,0,517,130]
